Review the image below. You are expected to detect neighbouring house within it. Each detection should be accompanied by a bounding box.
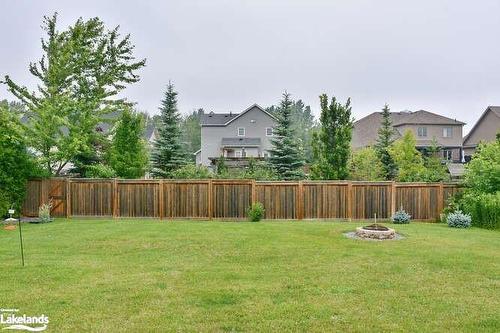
[463,106,500,161]
[352,110,465,162]
[196,104,277,168]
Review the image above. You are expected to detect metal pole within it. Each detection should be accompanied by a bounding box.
[18,218,24,267]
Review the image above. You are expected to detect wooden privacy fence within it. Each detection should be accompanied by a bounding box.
[22,178,462,221]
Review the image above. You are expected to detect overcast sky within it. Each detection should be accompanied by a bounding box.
[1,0,499,133]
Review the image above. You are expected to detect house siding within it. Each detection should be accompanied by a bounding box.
[463,109,500,157]
[200,106,276,166]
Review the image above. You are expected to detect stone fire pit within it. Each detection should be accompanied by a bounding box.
[355,224,396,240]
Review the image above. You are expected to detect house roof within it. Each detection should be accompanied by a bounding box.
[200,104,276,126]
[463,106,500,145]
[352,110,465,148]
[221,137,261,147]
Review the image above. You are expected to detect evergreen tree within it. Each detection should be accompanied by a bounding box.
[268,92,305,180]
[375,104,397,179]
[151,82,186,177]
[109,108,148,178]
[311,94,353,180]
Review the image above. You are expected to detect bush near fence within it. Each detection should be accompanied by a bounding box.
[22,178,462,221]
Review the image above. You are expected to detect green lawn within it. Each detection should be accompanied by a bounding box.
[1,219,499,332]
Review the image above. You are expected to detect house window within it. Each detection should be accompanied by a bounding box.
[443,127,452,138]
[443,149,452,160]
[417,127,427,137]
[237,127,245,136]
[235,151,242,157]
[266,127,273,136]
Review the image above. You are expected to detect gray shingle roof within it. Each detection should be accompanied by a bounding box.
[201,112,239,125]
[352,110,465,148]
[221,137,261,147]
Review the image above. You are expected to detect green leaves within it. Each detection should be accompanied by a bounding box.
[311,94,353,180]
[2,13,146,175]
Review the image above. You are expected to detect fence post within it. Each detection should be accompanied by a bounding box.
[158,179,164,220]
[297,181,304,220]
[112,179,118,218]
[65,178,71,218]
[437,182,444,218]
[347,181,352,221]
[251,180,256,204]
[390,181,397,217]
[208,179,213,220]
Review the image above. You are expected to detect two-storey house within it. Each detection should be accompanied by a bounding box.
[196,104,277,168]
[463,106,500,161]
[352,110,465,162]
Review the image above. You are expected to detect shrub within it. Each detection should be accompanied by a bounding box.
[247,202,265,222]
[447,210,471,228]
[391,209,411,224]
[85,164,116,178]
[462,192,500,230]
[38,201,53,223]
[170,164,212,179]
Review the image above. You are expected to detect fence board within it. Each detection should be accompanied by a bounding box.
[21,178,461,221]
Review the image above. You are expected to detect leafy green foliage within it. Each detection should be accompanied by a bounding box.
[170,164,212,179]
[244,158,279,180]
[389,131,426,182]
[349,147,385,181]
[180,109,202,161]
[269,92,305,180]
[215,156,228,176]
[109,108,148,178]
[151,82,187,177]
[2,13,145,175]
[460,192,500,230]
[463,140,500,194]
[0,100,41,216]
[446,210,472,228]
[375,104,397,180]
[311,94,353,180]
[247,202,265,222]
[422,138,450,182]
[84,164,116,178]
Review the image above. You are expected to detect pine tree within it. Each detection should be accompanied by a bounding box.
[268,92,305,180]
[375,104,396,180]
[310,94,353,180]
[109,108,148,179]
[151,82,186,178]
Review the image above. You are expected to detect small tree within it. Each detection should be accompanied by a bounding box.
[375,104,396,179]
[349,147,385,181]
[311,94,353,180]
[109,108,148,178]
[389,131,426,182]
[423,138,449,182]
[268,92,305,180]
[151,82,186,177]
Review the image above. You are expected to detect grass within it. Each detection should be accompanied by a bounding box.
[1,219,499,332]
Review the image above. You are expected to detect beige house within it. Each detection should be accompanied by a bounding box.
[352,110,465,162]
[463,106,500,161]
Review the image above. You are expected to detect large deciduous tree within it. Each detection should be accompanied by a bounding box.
[108,108,148,179]
[311,94,353,180]
[2,13,145,175]
[151,82,187,178]
[268,92,305,180]
[375,104,396,180]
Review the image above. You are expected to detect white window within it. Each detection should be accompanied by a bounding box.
[266,127,273,136]
[237,127,245,136]
[443,149,452,160]
[263,151,270,158]
[417,127,427,137]
[235,151,242,157]
[443,127,452,138]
